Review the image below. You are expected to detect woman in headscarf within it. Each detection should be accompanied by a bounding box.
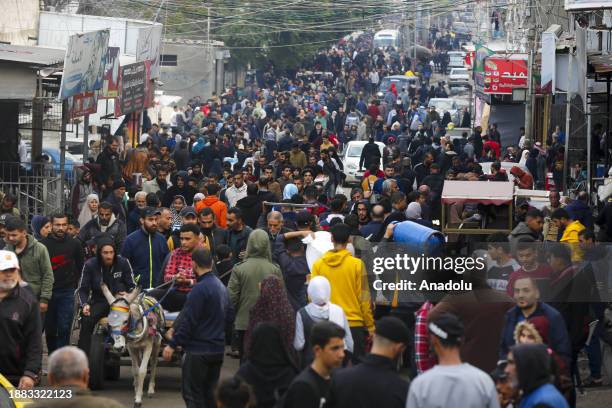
[282,183,298,200]
[31,215,51,241]
[170,195,186,231]
[293,276,353,367]
[122,148,151,185]
[405,201,434,228]
[162,171,197,206]
[243,275,295,360]
[237,322,299,408]
[78,193,99,229]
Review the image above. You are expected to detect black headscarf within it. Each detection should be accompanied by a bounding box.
[237,322,299,408]
[511,343,552,396]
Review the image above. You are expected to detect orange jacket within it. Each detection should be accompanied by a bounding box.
[195,196,227,228]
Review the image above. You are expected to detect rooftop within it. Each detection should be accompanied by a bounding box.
[0,43,65,66]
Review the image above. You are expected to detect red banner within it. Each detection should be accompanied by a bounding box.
[67,92,98,119]
[101,47,120,99]
[483,56,528,95]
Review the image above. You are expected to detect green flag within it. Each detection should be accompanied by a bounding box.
[474,43,495,73]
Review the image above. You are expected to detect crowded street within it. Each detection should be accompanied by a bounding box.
[2,1,612,408]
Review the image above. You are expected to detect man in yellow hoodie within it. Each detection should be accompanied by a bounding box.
[551,208,585,261]
[311,223,374,364]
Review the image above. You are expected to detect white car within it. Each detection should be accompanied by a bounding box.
[342,141,385,184]
[449,68,470,85]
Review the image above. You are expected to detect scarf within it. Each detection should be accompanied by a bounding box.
[305,276,344,326]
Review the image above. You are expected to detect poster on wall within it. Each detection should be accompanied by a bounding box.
[60,29,110,100]
[101,47,120,99]
[136,25,163,79]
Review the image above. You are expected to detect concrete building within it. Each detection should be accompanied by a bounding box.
[0,0,39,45]
[159,39,228,103]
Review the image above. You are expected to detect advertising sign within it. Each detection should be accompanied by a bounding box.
[101,47,120,99]
[60,29,110,100]
[565,0,612,11]
[136,25,163,79]
[67,92,98,119]
[483,56,528,95]
[117,62,146,116]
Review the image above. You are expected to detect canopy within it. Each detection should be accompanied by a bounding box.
[442,181,514,206]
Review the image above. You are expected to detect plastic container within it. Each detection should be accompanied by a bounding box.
[392,221,445,256]
[596,164,606,178]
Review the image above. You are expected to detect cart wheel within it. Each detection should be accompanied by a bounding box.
[89,333,106,390]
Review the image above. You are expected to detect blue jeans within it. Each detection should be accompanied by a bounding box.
[45,288,75,353]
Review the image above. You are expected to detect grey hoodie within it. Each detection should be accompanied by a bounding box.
[509,222,542,247]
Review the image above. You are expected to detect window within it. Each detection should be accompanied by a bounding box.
[160,54,178,66]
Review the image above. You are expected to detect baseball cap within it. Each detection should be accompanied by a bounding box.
[428,313,464,341]
[0,250,19,271]
[140,207,162,218]
[0,213,10,225]
[180,206,197,217]
[375,316,411,344]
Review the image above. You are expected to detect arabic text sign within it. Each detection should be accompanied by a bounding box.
[101,47,120,99]
[60,30,110,100]
[136,25,163,79]
[119,62,146,115]
[483,57,528,95]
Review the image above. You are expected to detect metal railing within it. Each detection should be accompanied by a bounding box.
[0,162,70,220]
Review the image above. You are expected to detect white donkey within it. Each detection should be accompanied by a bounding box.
[101,284,164,408]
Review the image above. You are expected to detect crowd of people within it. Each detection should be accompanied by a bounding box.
[1,26,612,408]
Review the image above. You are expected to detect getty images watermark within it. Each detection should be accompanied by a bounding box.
[370,253,487,292]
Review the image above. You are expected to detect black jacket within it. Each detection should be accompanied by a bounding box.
[326,354,409,408]
[0,284,42,383]
[273,234,309,311]
[95,147,121,185]
[359,142,382,170]
[596,198,612,240]
[77,216,127,255]
[41,234,84,290]
[237,195,263,229]
[202,226,228,257]
[77,255,136,306]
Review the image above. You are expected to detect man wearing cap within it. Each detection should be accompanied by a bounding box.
[78,236,136,354]
[4,217,54,313]
[150,223,205,312]
[327,316,410,408]
[106,180,128,222]
[120,207,169,289]
[0,250,42,388]
[167,206,210,252]
[407,313,499,408]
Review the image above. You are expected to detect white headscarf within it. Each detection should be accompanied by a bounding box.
[78,193,99,228]
[405,201,422,220]
[305,276,344,326]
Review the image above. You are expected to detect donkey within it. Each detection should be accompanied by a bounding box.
[101,284,164,408]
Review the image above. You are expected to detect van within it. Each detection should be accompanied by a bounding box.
[378,75,420,95]
[373,30,399,49]
[448,51,467,68]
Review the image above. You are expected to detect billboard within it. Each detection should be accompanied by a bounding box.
[67,92,98,119]
[101,47,120,99]
[483,56,528,95]
[116,62,147,116]
[541,32,556,94]
[59,29,110,100]
[565,0,612,11]
[136,25,163,79]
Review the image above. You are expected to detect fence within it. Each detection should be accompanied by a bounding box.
[0,162,70,221]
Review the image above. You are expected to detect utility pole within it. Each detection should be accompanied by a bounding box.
[563,13,575,195]
[524,28,535,143]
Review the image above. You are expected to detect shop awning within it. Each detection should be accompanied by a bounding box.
[442,181,514,206]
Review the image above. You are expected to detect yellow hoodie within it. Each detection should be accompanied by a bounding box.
[311,249,374,330]
[560,220,585,261]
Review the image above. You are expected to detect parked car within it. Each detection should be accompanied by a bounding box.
[378,75,420,95]
[449,68,470,86]
[447,51,467,68]
[342,141,385,184]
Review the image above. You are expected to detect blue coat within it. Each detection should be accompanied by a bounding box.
[500,302,571,365]
[519,383,569,408]
[120,228,169,289]
[168,272,231,354]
